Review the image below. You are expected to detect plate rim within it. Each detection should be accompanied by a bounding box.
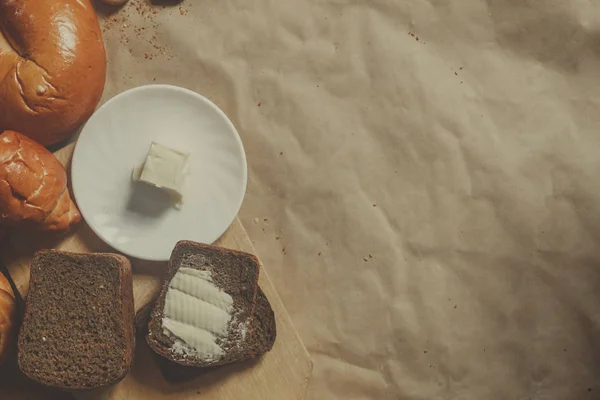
[71,84,248,262]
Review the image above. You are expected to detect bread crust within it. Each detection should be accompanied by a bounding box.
[0,0,106,146]
[0,130,81,231]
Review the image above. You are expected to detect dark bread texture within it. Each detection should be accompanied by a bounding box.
[247,287,277,356]
[143,286,276,383]
[135,303,153,338]
[17,250,135,390]
[147,241,262,368]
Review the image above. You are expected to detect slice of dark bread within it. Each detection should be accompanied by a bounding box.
[146,241,261,368]
[145,286,277,383]
[17,250,135,390]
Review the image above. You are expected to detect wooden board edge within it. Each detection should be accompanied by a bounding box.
[229,219,314,397]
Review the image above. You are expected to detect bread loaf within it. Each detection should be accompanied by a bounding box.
[0,130,81,232]
[0,0,106,146]
[0,272,16,366]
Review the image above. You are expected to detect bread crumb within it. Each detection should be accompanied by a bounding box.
[363,257,368,262]
[275,236,280,240]
[42,337,47,342]
[368,253,373,258]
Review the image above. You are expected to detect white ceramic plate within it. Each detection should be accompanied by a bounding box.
[72,85,247,261]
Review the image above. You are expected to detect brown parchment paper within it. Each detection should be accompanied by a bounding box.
[78,0,600,398]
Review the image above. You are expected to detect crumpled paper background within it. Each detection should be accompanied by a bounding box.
[54,0,600,398]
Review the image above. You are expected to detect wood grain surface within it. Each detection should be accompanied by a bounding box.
[0,144,312,400]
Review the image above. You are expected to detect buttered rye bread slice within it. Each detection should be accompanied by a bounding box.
[153,285,277,382]
[147,241,260,367]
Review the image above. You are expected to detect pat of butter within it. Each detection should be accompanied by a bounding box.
[132,142,189,203]
[161,268,233,361]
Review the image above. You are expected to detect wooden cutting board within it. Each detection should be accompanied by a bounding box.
[0,144,312,400]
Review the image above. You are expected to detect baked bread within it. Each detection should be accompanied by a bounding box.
[0,0,106,146]
[0,130,81,232]
[154,286,277,383]
[0,272,16,366]
[147,241,268,369]
[18,250,135,390]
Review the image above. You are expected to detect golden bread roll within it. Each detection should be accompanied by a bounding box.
[0,272,16,366]
[0,0,106,146]
[0,130,81,231]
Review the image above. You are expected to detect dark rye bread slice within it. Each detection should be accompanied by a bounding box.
[17,250,135,390]
[147,241,260,368]
[145,286,277,383]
